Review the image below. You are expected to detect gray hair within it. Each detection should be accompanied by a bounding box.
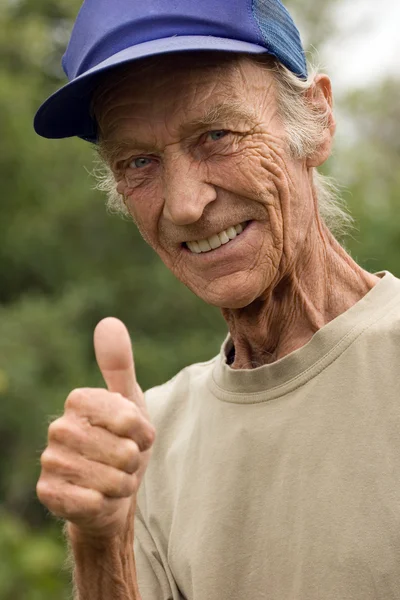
[93,55,352,238]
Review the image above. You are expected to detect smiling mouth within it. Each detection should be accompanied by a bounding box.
[184,221,249,254]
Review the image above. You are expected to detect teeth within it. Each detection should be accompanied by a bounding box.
[208,234,222,250]
[186,222,247,254]
[198,239,211,252]
[226,227,237,240]
[219,231,230,244]
[186,240,201,253]
[191,240,201,253]
[235,223,243,234]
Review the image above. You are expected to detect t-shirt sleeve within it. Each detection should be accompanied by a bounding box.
[134,508,182,600]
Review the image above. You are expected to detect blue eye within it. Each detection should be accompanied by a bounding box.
[208,130,228,142]
[129,157,152,169]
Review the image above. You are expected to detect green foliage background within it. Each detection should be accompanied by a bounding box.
[0,0,399,597]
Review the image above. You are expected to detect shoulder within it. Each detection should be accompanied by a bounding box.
[369,272,400,331]
[350,271,400,352]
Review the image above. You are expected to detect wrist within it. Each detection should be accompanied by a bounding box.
[68,523,139,600]
[67,521,134,552]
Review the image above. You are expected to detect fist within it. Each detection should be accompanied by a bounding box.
[36,318,155,541]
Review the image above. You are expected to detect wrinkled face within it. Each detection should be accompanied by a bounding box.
[96,55,316,308]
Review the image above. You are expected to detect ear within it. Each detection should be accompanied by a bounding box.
[306,74,336,168]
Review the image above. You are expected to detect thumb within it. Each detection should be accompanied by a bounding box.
[94,317,139,404]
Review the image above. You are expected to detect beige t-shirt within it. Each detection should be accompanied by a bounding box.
[135,271,400,600]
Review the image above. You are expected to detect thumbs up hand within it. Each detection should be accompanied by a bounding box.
[37,318,155,541]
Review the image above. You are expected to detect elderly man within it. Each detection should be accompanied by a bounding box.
[35,1,400,599]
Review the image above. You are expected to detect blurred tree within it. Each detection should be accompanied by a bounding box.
[0,0,399,598]
[286,0,342,47]
[0,511,68,600]
[335,78,400,273]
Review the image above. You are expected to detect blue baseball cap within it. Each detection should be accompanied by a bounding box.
[34,0,307,143]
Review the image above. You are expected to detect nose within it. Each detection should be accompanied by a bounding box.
[162,153,217,225]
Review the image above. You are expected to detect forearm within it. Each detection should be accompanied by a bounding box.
[68,526,141,600]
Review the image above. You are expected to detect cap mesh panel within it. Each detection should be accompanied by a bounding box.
[252,0,307,77]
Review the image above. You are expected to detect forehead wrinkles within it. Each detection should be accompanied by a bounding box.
[92,59,245,139]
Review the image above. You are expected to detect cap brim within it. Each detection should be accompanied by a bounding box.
[34,36,268,142]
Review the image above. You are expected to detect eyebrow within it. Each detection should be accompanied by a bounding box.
[179,102,259,135]
[99,102,258,164]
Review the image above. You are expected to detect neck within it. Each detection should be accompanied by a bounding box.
[222,219,379,370]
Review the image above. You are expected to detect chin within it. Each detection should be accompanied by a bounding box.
[189,272,269,309]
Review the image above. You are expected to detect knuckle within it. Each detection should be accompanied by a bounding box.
[109,471,136,498]
[36,478,52,504]
[36,479,67,516]
[40,447,76,479]
[132,419,155,451]
[65,387,88,411]
[40,448,57,471]
[36,476,104,521]
[48,418,70,443]
[142,423,156,450]
[121,440,140,473]
[119,473,137,497]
